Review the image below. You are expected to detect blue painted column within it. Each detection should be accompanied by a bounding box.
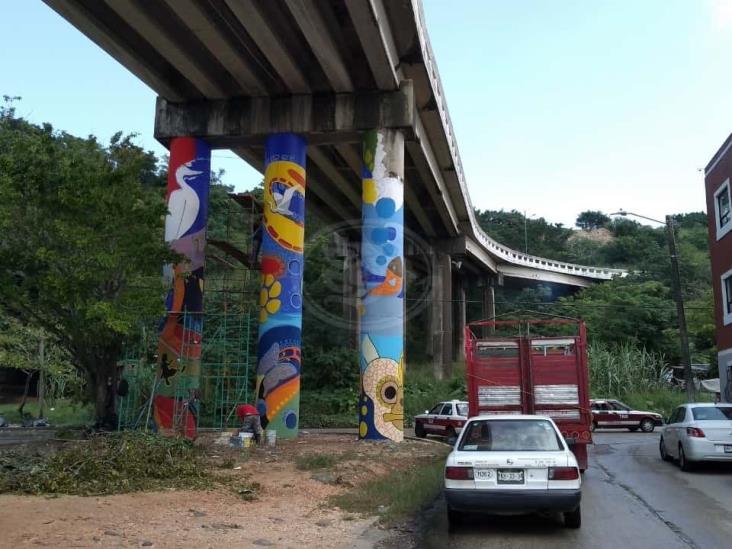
[359,129,405,441]
[255,133,307,439]
[155,137,211,438]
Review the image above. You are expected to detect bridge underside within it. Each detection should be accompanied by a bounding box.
[44,0,624,441]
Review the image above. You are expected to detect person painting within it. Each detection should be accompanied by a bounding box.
[236,403,263,445]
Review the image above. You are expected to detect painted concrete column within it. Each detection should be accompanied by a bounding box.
[359,129,405,441]
[255,133,307,439]
[155,137,211,438]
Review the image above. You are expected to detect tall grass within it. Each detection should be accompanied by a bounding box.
[588,342,670,398]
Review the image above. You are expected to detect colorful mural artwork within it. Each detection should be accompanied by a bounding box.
[154,137,211,438]
[359,129,405,442]
[255,133,307,439]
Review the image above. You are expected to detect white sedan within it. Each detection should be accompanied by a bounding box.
[660,403,732,471]
[444,415,582,529]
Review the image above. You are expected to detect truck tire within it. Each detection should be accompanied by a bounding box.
[564,505,581,529]
[415,423,426,438]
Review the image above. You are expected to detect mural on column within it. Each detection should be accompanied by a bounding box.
[359,130,405,441]
[255,133,307,439]
[154,137,211,438]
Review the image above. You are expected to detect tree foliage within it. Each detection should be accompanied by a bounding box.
[575,210,610,230]
[0,102,173,424]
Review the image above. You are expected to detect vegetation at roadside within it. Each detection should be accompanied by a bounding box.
[0,399,92,426]
[622,389,713,420]
[0,432,210,496]
[330,453,449,524]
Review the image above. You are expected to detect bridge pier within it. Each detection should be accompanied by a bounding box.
[255,133,307,439]
[430,250,453,380]
[155,136,211,437]
[453,271,467,363]
[358,128,405,442]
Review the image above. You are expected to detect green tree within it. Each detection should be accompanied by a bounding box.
[0,103,173,426]
[575,210,610,231]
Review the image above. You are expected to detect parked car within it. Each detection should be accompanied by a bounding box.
[444,415,582,529]
[590,399,663,432]
[660,403,732,471]
[414,400,468,439]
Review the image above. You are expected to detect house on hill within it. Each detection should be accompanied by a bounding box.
[705,133,732,401]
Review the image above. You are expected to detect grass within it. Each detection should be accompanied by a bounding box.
[621,388,714,420]
[0,399,93,426]
[329,452,449,524]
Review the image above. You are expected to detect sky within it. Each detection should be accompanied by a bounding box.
[1,0,731,228]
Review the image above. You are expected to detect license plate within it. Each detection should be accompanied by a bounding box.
[725,445,732,453]
[474,469,493,480]
[497,469,524,484]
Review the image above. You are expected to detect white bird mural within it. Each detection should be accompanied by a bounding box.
[270,183,300,218]
[165,161,203,242]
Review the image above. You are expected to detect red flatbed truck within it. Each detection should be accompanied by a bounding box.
[464,317,593,470]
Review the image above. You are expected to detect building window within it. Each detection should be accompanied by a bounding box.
[715,179,732,240]
[723,269,732,326]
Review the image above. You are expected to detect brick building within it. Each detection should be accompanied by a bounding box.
[705,133,732,401]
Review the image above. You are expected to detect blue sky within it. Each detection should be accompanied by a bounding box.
[2,0,731,227]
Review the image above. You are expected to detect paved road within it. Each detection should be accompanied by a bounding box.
[419,431,732,549]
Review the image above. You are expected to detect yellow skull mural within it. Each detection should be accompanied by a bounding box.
[361,335,404,441]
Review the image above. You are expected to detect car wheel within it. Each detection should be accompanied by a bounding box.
[640,418,655,433]
[679,444,694,472]
[659,437,672,462]
[628,427,639,432]
[447,506,462,530]
[590,422,597,432]
[564,505,581,529]
[415,423,426,438]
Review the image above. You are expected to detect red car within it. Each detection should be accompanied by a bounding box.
[414,400,468,439]
[590,399,663,432]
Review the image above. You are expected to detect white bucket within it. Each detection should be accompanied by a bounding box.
[266,429,277,447]
[239,432,254,448]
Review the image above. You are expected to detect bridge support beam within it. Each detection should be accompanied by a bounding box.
[482,277,496,335]
[430,251,453,380]
[255,133,307,439]
[155,137,211,438]
[358,128,405,442]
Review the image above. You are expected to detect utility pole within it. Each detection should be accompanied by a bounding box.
[665,215,695,402]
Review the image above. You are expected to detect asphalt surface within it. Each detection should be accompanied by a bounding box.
[419,430,732,549]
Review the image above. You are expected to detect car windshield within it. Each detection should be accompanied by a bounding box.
[691,407,732,421]
[458,419,564,452]
[456,404,468,416]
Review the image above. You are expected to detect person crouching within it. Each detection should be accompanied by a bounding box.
[236,404,263,445]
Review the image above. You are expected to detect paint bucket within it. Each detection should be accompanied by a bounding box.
[240,432,254,448]
[266,430,277,447]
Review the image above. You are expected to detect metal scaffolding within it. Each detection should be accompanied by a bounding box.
[118,189,263,432]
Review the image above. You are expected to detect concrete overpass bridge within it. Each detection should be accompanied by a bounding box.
[44,0,624,441]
